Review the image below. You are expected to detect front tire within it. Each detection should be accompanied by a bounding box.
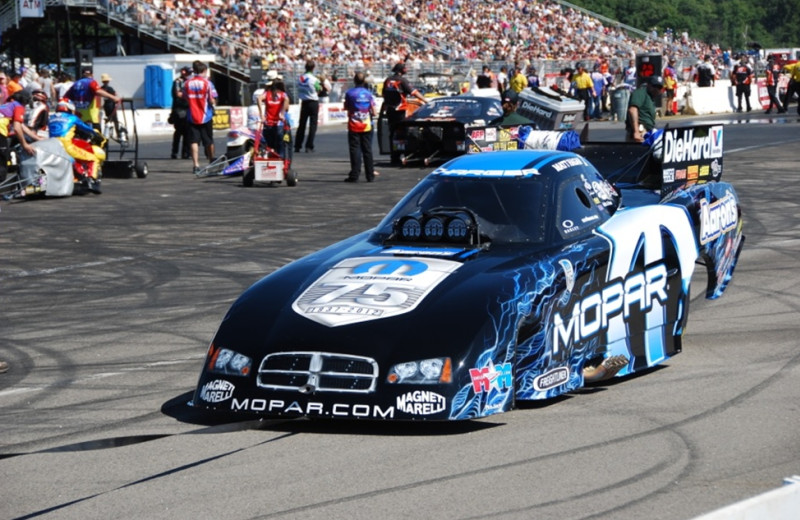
[286,169,298,187]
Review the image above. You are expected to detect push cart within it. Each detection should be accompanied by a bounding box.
[102,99,148,179]
[242,126,297,187]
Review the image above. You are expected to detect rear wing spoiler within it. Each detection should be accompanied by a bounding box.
[578,123,725,197]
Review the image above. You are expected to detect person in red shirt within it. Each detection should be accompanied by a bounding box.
[764,55,786,114]
[183,61,218,174]
[259,75,290,157]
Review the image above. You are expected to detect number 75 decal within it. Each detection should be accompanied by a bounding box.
[292,256,461,327]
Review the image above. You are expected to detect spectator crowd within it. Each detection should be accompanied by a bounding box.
[103,0,721,74]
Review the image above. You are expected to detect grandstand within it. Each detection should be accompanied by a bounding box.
[0,0,715,104]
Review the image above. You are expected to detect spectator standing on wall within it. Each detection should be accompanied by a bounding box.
[184,60,218,174]
[170,66,191,159]
[294,60,321,154]
[764,56,785,114]
[343,72,377,183]
[731,56,753,112]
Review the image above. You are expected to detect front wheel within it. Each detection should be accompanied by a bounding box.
[136,162,148,178]
[286,169,298,187]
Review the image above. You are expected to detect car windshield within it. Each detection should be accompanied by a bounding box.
[411,98,487,120]
[375,175,546,244]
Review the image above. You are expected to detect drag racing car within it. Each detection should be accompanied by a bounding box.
[190,124,743,421]
[378,95,518,166]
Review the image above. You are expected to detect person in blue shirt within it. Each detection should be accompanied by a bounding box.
[343,72,377,183]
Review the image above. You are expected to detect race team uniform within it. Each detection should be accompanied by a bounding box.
[65,77,103,127]
[344,85,376,182]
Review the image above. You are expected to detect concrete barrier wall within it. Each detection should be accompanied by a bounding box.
[122,101,354,138]
[684,79,764,115]
[125,81,770,138]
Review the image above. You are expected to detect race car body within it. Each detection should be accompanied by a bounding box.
[378,95,523,165]
[190,124,743,421]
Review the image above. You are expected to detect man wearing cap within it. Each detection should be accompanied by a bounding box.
[572,63,595,122]
[626,76,662,142]
[490,90,533,126]
[170,66,191,159]
[7,70,23,99]
[381,62,426,165]
[64,67,121,131]
[99,73,122,139]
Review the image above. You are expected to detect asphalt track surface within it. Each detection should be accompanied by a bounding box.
[1,112,799,520]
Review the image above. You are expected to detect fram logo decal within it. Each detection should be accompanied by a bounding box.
[470,362,513,393]
[353,260,428,276]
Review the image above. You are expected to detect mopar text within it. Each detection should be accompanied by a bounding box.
[231,398,394,418]
[553,264,668,352]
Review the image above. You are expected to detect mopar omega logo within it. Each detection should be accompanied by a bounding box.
[353,260,428,276]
